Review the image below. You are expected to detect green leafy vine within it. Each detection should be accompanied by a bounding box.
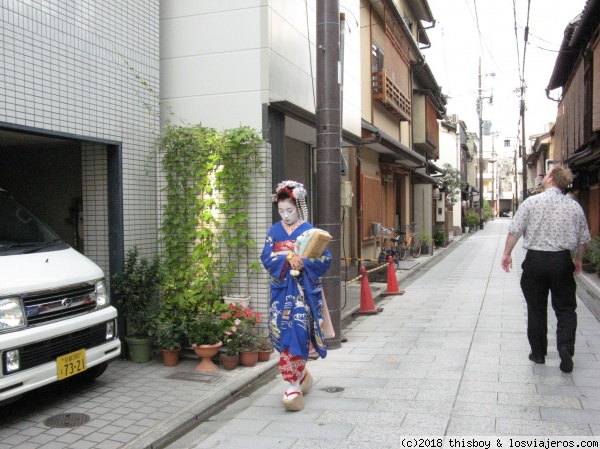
[159,124,263,316]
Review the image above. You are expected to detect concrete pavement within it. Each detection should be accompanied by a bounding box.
[1,219,600,448]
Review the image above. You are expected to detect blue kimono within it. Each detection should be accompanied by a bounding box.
[260,221,332,360]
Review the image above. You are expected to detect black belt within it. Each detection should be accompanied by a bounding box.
[527,249,571,255]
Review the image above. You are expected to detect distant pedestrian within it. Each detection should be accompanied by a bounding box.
[500,165,590,373]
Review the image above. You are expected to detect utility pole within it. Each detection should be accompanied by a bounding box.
[315,0,341,349]
[477,58,484,229]
[490,134,497,220]
[520,99,528,201]
[514,144,519,211]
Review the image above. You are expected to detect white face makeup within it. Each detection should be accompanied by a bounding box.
[278,199,299,225]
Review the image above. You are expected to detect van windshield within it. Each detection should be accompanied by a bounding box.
[0,190,65,255]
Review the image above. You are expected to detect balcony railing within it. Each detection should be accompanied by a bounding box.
[372,69,411,121]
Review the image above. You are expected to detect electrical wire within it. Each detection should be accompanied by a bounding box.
[472,0,484,64]
[512,0,522,84]
[521,0,531,83]
[465,0,502,73]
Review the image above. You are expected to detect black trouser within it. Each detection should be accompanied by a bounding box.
[520,250,577,358]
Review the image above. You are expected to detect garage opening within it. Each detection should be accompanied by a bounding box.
[0,126,123,284]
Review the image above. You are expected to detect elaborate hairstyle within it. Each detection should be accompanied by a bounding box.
[549,164,573,190]
[273,180,309,222]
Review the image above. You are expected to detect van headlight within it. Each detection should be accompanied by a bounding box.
[95,280,110,309]
[0,298,26,330]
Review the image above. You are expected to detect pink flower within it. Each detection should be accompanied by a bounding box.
[234,319,241,326]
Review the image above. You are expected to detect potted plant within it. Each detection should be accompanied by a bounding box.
[185,315,223,372]
[466,210,480,231]
[221,324,242,370]
[236,325,260,367]
[433,229,447,248]
[587,235,600,276]
[112,246,162,363]
[256,333,273,362]
[418,231,433,255]
[152,317,183,367]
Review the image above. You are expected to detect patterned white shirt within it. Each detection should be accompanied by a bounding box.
[508,188,590,252]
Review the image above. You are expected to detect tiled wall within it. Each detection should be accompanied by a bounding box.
[81,143,109,277]
[1,0,161,274]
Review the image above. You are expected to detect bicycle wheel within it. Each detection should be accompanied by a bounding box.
[391,240,401,270]
[398,243,408,261]
[410,235,422,258]
[378,251,387,263]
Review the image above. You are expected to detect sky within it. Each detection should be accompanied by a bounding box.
[425,0,588,157]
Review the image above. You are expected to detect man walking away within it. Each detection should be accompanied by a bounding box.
[501,165,590,373]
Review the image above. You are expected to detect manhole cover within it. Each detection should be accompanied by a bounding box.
[44,413,90,428]
[319,387,345,393]
[165,371,221,383]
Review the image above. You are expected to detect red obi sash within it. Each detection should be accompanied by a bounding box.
[274,240,295,253]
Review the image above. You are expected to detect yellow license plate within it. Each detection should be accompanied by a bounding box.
[56,349,87,380]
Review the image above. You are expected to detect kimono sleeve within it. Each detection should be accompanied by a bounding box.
[260,228,288,281]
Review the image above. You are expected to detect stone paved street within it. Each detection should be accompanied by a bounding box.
[2,219,600,448]
[167,219,600,448]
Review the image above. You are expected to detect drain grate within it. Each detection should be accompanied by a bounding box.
[319,387,345,393]
[44,413,90,428]
[165,371,221,383]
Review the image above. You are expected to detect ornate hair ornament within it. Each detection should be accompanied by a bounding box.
[274,180,309,222]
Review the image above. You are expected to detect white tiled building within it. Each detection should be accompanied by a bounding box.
[0,1,161,281]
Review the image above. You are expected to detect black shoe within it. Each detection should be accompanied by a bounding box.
[528,353,545,364]
[559,348,573,373]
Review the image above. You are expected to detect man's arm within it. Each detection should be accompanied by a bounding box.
[501,233,519,273]
[573,243,586,276]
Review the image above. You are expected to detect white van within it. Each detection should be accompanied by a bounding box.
[0,188,121,404]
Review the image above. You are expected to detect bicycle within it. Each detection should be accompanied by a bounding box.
[397,223,421,260]
[377,226,402,270]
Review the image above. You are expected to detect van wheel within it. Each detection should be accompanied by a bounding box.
[76,362,108,383]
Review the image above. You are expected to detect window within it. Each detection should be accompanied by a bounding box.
[372,42,384,72]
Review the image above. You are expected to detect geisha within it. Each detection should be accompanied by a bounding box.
[260,180,332,411]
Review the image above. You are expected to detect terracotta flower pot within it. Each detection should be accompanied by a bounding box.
[258,350,272,362]
[238,350,259,367]
[161,348,181,367]
[221,354,239,371]
[191,341,223,372]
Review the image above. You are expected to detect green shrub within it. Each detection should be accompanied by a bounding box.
[112,246,162,339]
[433,230,447,246]
[465,210,480,228]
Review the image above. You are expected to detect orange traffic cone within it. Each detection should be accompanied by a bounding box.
[353,267,383,316]
[381,256,405,296]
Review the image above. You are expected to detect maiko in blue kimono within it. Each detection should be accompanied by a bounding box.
[260,180,332,411]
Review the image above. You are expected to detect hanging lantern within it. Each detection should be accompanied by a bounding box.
[432,187,440,199]
[461,200,468,209]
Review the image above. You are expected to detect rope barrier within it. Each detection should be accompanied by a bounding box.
[341,257,382,263]
[341,263,387,286]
